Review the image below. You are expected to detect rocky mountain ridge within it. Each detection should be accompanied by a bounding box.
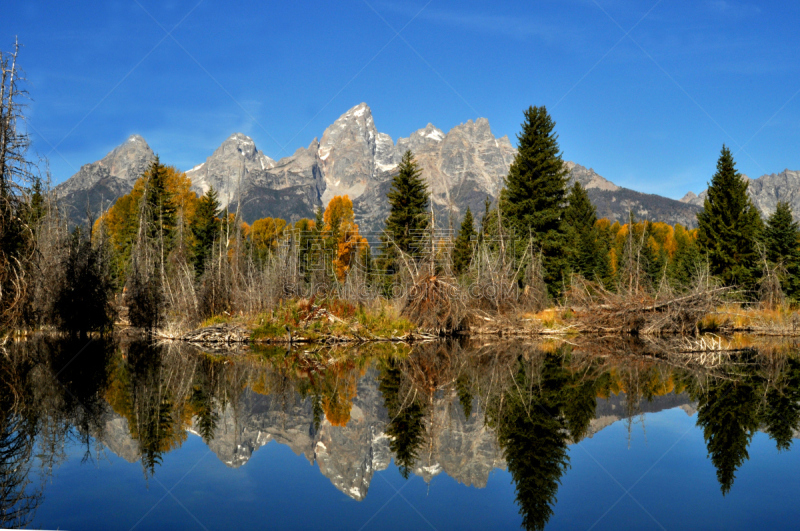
[56,103,796,230]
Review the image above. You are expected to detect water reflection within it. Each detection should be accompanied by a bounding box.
[1,336,800,529]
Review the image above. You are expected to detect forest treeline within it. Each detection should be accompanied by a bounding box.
[2,43,799,337]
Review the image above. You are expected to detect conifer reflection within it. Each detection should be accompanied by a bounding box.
[761,357,800,451]
[485,348,612,531]
[379,356,427,479]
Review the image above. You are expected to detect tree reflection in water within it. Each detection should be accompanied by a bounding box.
[1,336,800,529]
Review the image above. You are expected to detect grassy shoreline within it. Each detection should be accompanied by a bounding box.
[158,299,800,346]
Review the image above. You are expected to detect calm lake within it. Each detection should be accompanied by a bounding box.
[2,337,800,530]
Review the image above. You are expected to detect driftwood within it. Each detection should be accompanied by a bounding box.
[173,324,250,344]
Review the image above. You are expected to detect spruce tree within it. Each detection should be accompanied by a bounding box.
[668,225,701,288]
[479,195,492,242]
[500,106,569,296]
[764,201,800,300]
[643,223,667,285]
[143,156,176,245]
[384,150,429,254]
[190,187,221,278]
[761,357,800,451]
[452,207,476,275]
[697,146,763,291]
[380,150,429,286]
[564,182,610,282]
[26,176,46,226]
[487,355,571,531]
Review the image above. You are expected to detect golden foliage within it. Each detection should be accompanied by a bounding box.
[323,195,368,281]
[250,217,287,253]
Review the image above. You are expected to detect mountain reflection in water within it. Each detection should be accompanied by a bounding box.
[2,336,800,530]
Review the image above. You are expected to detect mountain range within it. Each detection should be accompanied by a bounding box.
[54,103,799,231]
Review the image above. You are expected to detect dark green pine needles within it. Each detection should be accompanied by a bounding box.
[385,150,430,254]
[500,106,569,296]
[143,156,177,245]
[452,207,476,275]
[190,186,221,277]
[764,201,800,299]
[564,181,610,283]
[697,145,763,291]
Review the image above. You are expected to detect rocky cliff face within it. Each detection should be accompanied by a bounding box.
[353,114,517,233]
[55,135,154,225]
[742,170,800,219]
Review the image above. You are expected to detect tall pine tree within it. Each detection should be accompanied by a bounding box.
[696,146,762,291]
[500,106,569,296]
[190,187,221,277]
[452,207,476,275]
[381,150,429,283]
[384,150,429,253]
[764,201,800,300]
[143,156,177,246]
[564,182,610,283]
[668,224,701,288]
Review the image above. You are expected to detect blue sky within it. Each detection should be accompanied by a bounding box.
[5,0,800,198]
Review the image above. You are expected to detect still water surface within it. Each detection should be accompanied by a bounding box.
[2,337,800,530]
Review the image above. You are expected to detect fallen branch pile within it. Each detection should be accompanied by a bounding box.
[566,276,730,335]
[402,274,467,334]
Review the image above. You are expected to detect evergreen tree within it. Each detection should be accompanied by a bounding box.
[479,195,492,242]
[564,182,610,282]
[26,176,45,226]
[455,374,473,420]
[763,201,800,299]
[452,207,476,275]
[52,227,115,338]
[384,150,429,256]
[697,146,763,291]
[499,106,569,296]
[668,225,701,288]
[190,187,221,278]
[292,217,316,281]
[314,205,324,238]
[143,156,177,246]
[643,223,667,285]
[380,150,429,292]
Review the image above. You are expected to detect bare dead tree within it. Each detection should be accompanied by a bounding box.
[0,38,36,333]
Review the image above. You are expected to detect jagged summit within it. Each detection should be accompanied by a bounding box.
[186,133,277,206]
[55,134,155,225]
[318,103,380,204]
